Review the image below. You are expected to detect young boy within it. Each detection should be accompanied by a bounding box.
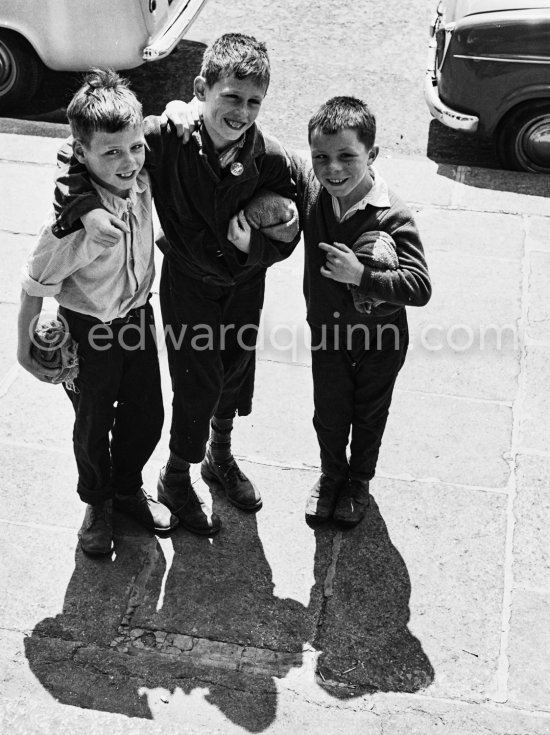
[51,35,299,534]
[296,96,431,527]
[17,69,178,556]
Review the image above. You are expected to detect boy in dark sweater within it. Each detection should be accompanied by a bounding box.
[293,96,431,527]
[52,35,300,536]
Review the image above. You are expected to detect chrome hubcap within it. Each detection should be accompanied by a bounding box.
[0,41,16,95]
[517,114,550,172]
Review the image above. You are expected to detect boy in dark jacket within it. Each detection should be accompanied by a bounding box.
[294,96,431,527]
[52,35,299,536]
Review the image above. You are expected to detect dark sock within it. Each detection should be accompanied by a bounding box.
[209,417,233,465]
[165,452,190,475]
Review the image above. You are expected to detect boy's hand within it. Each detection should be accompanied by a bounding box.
[160,98,201,141]
[17,348,59,384]
[319,241,364,286]
[227,210,252,254]
[82,209,129,247]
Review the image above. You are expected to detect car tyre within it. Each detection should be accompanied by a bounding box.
[0,30,43,112]
[496,101,550,173]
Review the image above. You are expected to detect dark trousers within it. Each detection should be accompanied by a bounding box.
[310,310,409,482]
[159,260,265,463]
[59,303,164,504]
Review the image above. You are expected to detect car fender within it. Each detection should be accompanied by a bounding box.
[0,1,148,71]
[493,83,550,134]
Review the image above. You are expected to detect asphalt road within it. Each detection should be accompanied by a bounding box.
[0,0,500,168]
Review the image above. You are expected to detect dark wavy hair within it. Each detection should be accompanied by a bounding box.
[67,68,143,146]
[200,33,270,90]
[308,96,377,150]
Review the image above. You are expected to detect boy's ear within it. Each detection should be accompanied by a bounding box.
[368,146,379,165]
[72,139,87,164]
[194,76,208,102]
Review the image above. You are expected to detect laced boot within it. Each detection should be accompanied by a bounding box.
[157,465,221,536]
[333,479,370,528]
[79,499,113,555]
[305,474,346,524]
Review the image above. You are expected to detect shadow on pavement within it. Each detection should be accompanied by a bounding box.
[427,120,550,197]
[24,487,433,730]
[315,496,434,696]
[426,119,500,170]
[0,39,206,130]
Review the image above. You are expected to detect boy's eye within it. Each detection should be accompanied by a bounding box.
[105,150,119,156]
[132,144,144,151]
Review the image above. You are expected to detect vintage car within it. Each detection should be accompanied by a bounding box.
[0,0,208,111]
[425,0,550,172]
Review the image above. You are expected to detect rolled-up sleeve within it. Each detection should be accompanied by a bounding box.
[21,267,63,297]
[21,217,94,297]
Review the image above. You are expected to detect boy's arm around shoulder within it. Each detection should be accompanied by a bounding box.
[53,139,104,237]
[358,193,431,307]
[53,119,162,243]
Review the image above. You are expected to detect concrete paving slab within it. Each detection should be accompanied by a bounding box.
[402,248,521,401]
[519,344,550,454]
[0,523,81,633]
[0,132,66,165]
[376,157,456,208]
[232,359,318,469]
[514,454,550,591]
[131,463,330,654]
[363,696,550,735]
[415,206,525,260]
[259,248,309,366]
[527,252,550,344]
[508,589,550,712]
[0,304,19,382]
[0,160,54,235]
[0,232,35,305]
[527,215,550,254]
[0,368,75,447]
[378,389,512,487]
[0,444,78,528]
[452,167,550,216]
[316,479,507,701]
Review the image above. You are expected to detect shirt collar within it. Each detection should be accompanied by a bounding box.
[92,170,149,216]
[332,166,391,222]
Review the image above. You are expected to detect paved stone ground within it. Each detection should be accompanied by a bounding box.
[1,133,550,733]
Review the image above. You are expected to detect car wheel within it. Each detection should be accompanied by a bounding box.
[0,30,43,112]
[496,101,550,173]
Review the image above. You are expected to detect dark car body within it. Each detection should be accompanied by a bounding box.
[425,0,550,172]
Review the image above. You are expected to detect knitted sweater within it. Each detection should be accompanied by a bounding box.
[290,152,431,328]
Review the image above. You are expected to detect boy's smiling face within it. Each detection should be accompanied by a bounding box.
[194,74,267,151]
[74,125,146,197]
[310,127,379,211]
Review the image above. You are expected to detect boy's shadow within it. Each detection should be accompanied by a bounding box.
[314,496,434,696]
[24,486,433,730]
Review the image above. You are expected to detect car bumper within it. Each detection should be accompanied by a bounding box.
[143,0,208,61]
[424,37,479,133]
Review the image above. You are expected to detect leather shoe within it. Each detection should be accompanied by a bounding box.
[157,467,221,536]
[79,500,113,555]
[114,488,179,533]
[305,474,346,524]
[333,479,370,527]
[201,451,262,511]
